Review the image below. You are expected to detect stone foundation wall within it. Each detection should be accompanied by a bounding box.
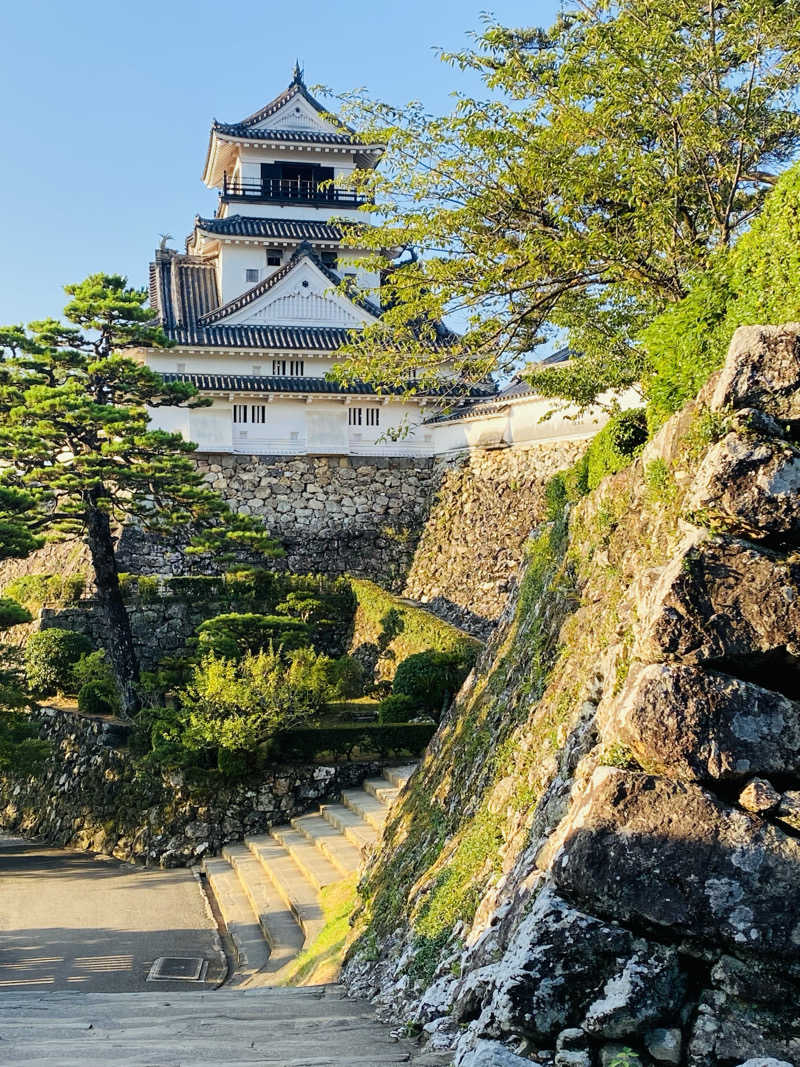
[403,441,586,638]
[0,705,388,867]
[117,454,438,592]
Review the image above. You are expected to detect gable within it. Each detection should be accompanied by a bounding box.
[250,91,340,136]
[217,258,376,329]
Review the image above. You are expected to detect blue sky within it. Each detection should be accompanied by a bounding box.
[0,0,560,325]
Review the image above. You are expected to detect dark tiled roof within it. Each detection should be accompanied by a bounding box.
[197,242,381,327]
[213,122,357,145]
[165,324,352,350]
[195,215,345,242]
[161,372,493,399]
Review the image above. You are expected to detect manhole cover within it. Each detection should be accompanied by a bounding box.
[147,956,207,982]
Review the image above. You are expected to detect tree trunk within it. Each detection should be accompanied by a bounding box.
[85,499,141,718]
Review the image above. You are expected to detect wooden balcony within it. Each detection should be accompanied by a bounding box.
[221,175,369,207]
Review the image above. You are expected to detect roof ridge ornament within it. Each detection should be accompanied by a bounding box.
[292,59,304,86]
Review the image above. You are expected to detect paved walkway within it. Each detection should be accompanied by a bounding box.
[0,835,225,992]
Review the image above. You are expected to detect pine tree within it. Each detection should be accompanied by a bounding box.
[0,274,281,717]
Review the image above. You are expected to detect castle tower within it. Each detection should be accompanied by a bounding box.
[142,67,487,456]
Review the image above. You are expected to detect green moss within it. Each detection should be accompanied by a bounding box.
[280,875,359,986]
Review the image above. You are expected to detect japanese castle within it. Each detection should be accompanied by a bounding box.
[142,66,490,457]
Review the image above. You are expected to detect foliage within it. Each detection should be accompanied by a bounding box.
[4,572,86,612]
[644,160,800,427]
[392,651,472,719]
[0,274,281,714]
[326,1,800,407]
[74,650,120,717]
[377,693,418,724]
[24,628,92,696]
[194,613,311,659]
[324,655,366,700]
[585,409,648,490]
[269,722,437,762]
[0,711,49,775]
[148,647,332,776]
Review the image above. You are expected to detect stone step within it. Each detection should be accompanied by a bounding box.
[383,764,417,790]
[270,826,343,891]
[341,788,391,831]
[362,777,401,805]
[203,857,270,975]
[221,845,305,974]
[246,834,326,943]
[291,812,363,876]
[319,802,379,853]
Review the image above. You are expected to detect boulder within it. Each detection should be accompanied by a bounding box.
[550,768,800,957]
[580,944,685,1038]
[645,1028,682,1064]
[710,323,800,420]
[776,790,800,831]
[636,534,800,670]
[456,1040,533,1067]
[684,432,800,540]
[452,890,641,1041]
[688,990,800,1066]
[609,664,800,781]
[738,778,781,814]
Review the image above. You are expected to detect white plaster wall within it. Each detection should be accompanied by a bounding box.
[146,351,337,377]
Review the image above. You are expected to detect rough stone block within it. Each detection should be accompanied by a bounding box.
[609,663,800,781]
[636,533,800,671]
[710,323,800,420]
[688,990,800,1066]
[551,768,800,957]
[685,432,800,540]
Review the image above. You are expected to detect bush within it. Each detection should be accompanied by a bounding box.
[24,628,92,695]
[195,612,311,659]
[325,655,365,700]
[392,650,472,719]
[644,160,800,428]
[377,693,418,724]
[585,408,648,490]
[74,650,120,716]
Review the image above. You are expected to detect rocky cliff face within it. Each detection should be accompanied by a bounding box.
[342,325,800,1067]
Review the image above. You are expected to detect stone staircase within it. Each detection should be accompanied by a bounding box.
[203,764,415,983]
[0,985,448,1065]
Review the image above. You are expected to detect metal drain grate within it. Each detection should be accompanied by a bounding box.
[147,956,208,982]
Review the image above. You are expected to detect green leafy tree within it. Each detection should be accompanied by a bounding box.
[328,0,800,407]
[0,274,282,717]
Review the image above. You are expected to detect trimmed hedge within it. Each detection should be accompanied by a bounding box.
[269,722,436,761]
[392,650,472,718]
[5,572,86,611]
[195,613,311,658]
[25,628,93,695]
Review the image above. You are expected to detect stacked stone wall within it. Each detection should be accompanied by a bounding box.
[403,441,586,638]
[0,704,389,867]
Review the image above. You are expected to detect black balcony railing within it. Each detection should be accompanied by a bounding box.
[221,175,368,206]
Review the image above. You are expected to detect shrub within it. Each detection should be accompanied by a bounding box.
[325,655,365,699]
[194,612,311,659]
[24,628,93,695]
[74,650,120,716]
[223,567,280,603]
[585,408,648,490]
[377,693,418,724]
[392,650,472,718]
[644,160,800,428]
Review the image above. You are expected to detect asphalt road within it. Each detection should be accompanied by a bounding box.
[0,835,226,992]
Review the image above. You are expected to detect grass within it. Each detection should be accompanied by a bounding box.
[280,875,359,986]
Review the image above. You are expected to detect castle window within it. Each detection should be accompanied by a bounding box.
[266,252,282,267]
[233,404,248,423]
[290,360,304,376]
[272,359,287,375]
[245,268,260,284]
[251,405,267,424]
[366,408,380,427]
[348,407,362,426]
[320,251,338,270]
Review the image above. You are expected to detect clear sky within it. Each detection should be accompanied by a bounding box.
[0,0,561,325]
